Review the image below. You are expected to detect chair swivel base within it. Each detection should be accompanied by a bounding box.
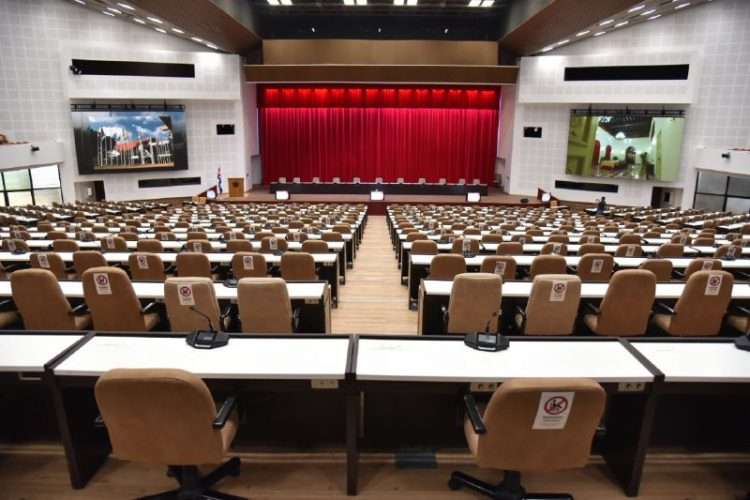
[449,470,573,500]
[138,457,245,500]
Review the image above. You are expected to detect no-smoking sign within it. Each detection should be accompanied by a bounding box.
[544,396,569,415]
[533,392,575,430]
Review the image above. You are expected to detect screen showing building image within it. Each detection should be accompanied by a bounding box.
[72,109,188,174]
[565,113,684,182]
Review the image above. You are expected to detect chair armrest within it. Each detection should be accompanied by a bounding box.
[441,305,449,331]
[141,301,159,314]
[210,264,221,273]
[220,304,234,320]
[212,396,237,429]
[735,271,750,281]
[654,302,675,315]
[672,270,685,280]
[291,307,302,331]
[464,394,486,435]
[582,302,600,315]
[731,305,750,316]
[93,414,105,428]
[3,263,24,273]
[164,264,177,275]
[0,299,14,312]
[69,303,88,316]
[566,265,578,274]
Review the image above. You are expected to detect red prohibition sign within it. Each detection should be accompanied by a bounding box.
[179,286,192,297]
[544,396,568,415]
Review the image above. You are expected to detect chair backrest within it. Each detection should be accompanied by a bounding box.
[237,277,293,333]
[523,275,581,335]
[496,242,523,255]
[577,243,605,256]
[429,254,466,280]
[692,237,715,247]
[231,252,267,279]
[53,239,80,252]
[10,269,76,330]
[615,244,643,257]
[474,379,605,471]
[714,244,742,259]
[451,238,480,255]
[176,253,213,278]
[119,232,139,241]
[411,240,438,256]
[186,239,213,253]
[529,255,567,278]
[226,239,253,253]
[577,253,614,282]
[669,270,734,336]
[73,250,107,277]
[30,252,68,280]
[136,239,164,253]
[187,231,208,241]
[447,273,501,334]
[656,243,684,258]
[94,369,226,465]
[128,253,166,281]
[595,270,656,336]
[405,232,427,242]
[82,267,147,331]
[301,240,329,254]
[540,242,567,255]
[164,277,221,332]
[260,236,288,253]
[321,232,343,242]
[619,233,642,245]
[683,258,722,280]
[547,235,569,244]
[102,236,127,251]
[481,234,503,244]
[281,252,317,280]
[46,231,67,240]
[638,259,673,281]
[479,256,517,281]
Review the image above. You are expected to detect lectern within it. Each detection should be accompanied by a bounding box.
[228,177,244,197]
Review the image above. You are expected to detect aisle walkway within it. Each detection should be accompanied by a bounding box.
[331,215,417,334]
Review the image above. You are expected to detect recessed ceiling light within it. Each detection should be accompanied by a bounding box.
[407,0,418,5]
[171,27,184,34]
[576,30,590,37]
[481,0,494,6]
[648,14,662,20]
[267,0,280,4]
[146,16,162,23]
[378,27,382,33]
[614,21,629,28]
[73,0,86,5]
[541,45,554,52]
[117,2,135,10]
[102,10,115,16]
[600,19,614,26]
[206,43,218,49]
[675,2,690,9]
[191,37,203,42]
[594,31,606,37]
[394,0,405,4]
[355,0,367,5]
[154,27,166,34]
[106,7,121,14]
[640,9,656,16]
[443,28,449,34]
[628,4,645,12]
[468,0,481,6]
[557,39,570,45]
[311,27,316,32]
[133,17,145,24]
[343,0,354,4]
[279,0,292,5]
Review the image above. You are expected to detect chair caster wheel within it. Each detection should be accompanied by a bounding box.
[448,477,462,491]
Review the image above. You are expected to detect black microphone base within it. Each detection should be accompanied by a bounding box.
[735,335,750,352]
[186,330,230,349]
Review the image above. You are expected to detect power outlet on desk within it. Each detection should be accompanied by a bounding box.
[311,379,339,390]
[470,382,498,393]
[617,382,645,393]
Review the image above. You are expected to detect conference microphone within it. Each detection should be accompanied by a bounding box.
[185,306,229,350]
[464,311,509,352]
[189,305,217,333]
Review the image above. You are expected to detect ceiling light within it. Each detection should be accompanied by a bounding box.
[205,43,218,49]
[648,14,662,20]
[106,7,121,14]
[557,39,570,45]
[311,27,316,32]
[355,0,367,5]
[73,0,86,5]
[481,0,494,6]
[102,10,115,16]
[117,2,135,10]
[628,4,645,12]
[280,0,292,5]
[407,0,418,5]
[443,28,449,34]
[154,27,166,34]
[675,2,690,9]
[133,17,145,24]
[191,37,203,42]
[343,0,354,4]
[394,0,405,4]
[267,0,279,4]
[468,0,482,5]
[171,27,184,34]
[146,16,162,23]
[600,19,614,26]
[541,46,554,52]
[378,27,382,33]
[594,31,606,37]
[576,30,590,37]
[640,9,656,16]
[614,21,629,27]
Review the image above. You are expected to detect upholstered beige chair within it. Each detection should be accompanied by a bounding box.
[480,256,517,281]
[94,369,242,499]
[445,273,501,334]
[656,243,684,258]
[450,379,605,499]
[73,250,107,277]
[164,277,224,332]
[619,233,642,245]
[321,232,343,242]
[177,253,216,280]
[237,277,295,334]
[281,252,317,281]
[638,259,673,281]
[651,270,733,336]
[82,267,160,331]
[11,269,89,330]
[53,239,80,252]
[529,255,567,279]
[128,252,166,281]
[186,239,213,253]
[30,252,73,280]
[678,258,722,280]
[429,254,466,280]
[615,244,643,257]
[101,236,127,251]
[260,236,288,253]
[137,239,164,253]
[225,239,253,253]
[231,252,267,279]
[576,253,614,282]
[584,270,656,337]
[540,242,567,256]
[496,242,523,256]
[516,275,580,335]
[451,238,481,255]
[577,243,605,256]
[301,240,329,254]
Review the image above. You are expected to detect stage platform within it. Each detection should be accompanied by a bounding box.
[214,187,541,214]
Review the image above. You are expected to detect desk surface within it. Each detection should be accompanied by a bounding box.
[54,336,350,379]
[0,334,83,373]
[634,342,750,383]
[356,338,654,383]
[0,251,338,265]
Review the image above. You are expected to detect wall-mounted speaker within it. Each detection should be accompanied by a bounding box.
[523,127,542,138]
[555,180,619,193]
[217,124,235,135]
[70,59,195,78]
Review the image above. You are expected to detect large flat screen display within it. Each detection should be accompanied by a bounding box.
[73,109,188,174]
[566,113,684,182]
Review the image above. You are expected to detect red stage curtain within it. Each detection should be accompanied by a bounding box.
[259,86,500,184]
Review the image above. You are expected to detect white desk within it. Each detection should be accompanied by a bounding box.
[634,342,750,383]
[0,251,338,266]
[55,336,349,380]
[356,338,653,383]
[0,334,83,373]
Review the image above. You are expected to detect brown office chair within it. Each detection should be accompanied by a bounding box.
[516,275,581,336]
[164,277,224,332]
[496,242,523,256]
[670,233,691,245]
[480,256,517,281]
[429,254,466,280]
[444,273,501,334]
[101,236,128,251]
[53,239,80,252]
[540,242,567,256]
[281,252,317,281]
[529,255,567,278]
[639,259,673,281]
[406,232,428,242]
[678,258,722,280]
[713,244,742,259]
[94,369,242,500]
[237,277,296,333]
[321,232,343,242]
[137,239,164,253]
[119,232,139,241]
[187,231,209,241]
[576,253,614,282]
[452,238,481,255]
[656,243,684,258]
[30,252,73,280]
[225,239,253,253]
[82,267,160,331]
[578,235,600,245]
[231,252,267,279]
[412,240,438,256]
[10,269,89,330]
[450,379,605,499]
[128,253,167,281]
[692,237,715,247]
[584,270,656,337]
[619,233,642,245]
[46,230,67,240]
[186,239,213,253]
[615,244,643,257]
[577,243,605,256]
[651,270,734,336]
[260,236,288,253]
[481,234,504,244]
[301,240,329,254]
[547,235,569,244]
[177,253,216,280]
[73,250,107,277]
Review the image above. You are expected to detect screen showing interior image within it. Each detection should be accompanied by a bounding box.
[72,109,188,174]
[565,114,685,182]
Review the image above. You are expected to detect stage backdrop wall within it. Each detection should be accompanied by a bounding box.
[258,86,500,184]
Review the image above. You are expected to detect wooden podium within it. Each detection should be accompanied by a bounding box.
[228,177,245,197]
